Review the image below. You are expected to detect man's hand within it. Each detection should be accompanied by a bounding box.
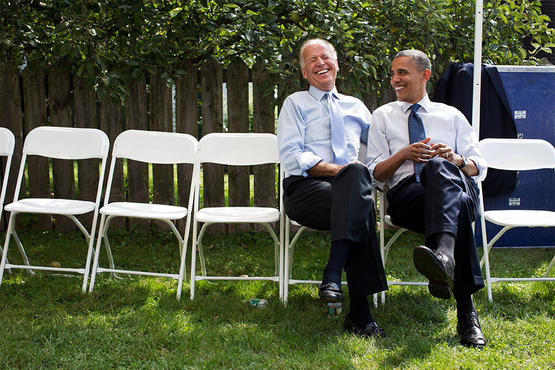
[307,161,347,177]
[399,137,433,163]
[372,138,432,182]
[430,142,457,163]
[430,142,479,177]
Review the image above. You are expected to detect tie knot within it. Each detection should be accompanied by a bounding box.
[410,103,421,114]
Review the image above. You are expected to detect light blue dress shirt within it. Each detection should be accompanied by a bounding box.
[277,85,371,177]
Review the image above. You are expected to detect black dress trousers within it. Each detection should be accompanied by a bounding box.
[386,157,485,297]
[283,162,387,297]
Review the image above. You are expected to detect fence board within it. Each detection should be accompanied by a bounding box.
[22,68,50,230]
[48,70,74,231]
[253,60,277,210]
[175,60,197,232]
[0,62,23,231]
[99,96,125,229]
[150,73,174,232]
[74,77,99,227]
[227,60,250,232]
[125,76,149,230]
[201,60,224,233]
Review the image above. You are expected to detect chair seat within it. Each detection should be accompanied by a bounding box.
[5,198,95,215]
[100,202,187,220]
[485,210,555,227]
[196,207,279,223]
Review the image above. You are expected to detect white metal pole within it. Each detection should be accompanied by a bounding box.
[472,0,484,137]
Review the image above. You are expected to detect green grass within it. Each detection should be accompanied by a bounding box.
[0,229,553,368]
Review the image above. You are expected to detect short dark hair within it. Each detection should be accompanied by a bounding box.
[394,50,431,73]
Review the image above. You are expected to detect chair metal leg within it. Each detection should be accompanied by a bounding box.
[544,253,555,277]
[89,214,107,292]
[261,223,280,277]
[0,213,16,285]
[11,230,33,274]
[196,223,210,276]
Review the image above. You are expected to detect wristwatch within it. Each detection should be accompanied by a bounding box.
[458,155,468,169]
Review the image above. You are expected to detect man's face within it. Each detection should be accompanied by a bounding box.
[390,56,430,104]
[301,43,338,91]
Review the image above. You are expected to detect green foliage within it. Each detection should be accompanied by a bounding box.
[1,0,552,101]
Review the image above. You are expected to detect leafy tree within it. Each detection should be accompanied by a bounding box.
[1,0,552,102]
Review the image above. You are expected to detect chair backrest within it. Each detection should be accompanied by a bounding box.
[198,133,279,165]
[13,126,109,203]
[479,138,555,171]
[0,127,15,157]
[113,130,198,164]
[24,126,109,160]
[0,128,15,216]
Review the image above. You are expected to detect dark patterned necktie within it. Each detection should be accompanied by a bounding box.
[408,103,426,182]
[326,92,348,165]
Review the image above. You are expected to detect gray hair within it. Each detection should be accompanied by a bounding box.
[299,39,338,69]
[394,50,431,73]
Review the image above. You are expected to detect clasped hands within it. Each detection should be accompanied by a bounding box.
[404,138,461,165]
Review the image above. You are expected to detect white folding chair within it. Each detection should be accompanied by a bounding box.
[190,133,283,300]
[0,126,109,292]
[478,138,555,301]
[88,130,198,300]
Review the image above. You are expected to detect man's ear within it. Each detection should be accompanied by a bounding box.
[423,68,431,81]
[301,68,308,79]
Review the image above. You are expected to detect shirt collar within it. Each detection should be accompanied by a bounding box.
[309,85,339,101]
[400,94,431,114]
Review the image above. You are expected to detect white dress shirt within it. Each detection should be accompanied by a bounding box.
[278,85,371,178]
[366,95,487,189]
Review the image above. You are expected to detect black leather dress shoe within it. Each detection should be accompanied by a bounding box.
[457,309,486,348]
[413,246,455,299]
[344,315,387,338]
[318,282,344,303]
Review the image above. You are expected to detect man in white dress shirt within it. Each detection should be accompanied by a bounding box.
[367,50,487,348]
[278,39,387,338]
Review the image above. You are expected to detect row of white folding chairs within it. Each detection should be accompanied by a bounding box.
[0,127,284,301]
[0,127,553,303]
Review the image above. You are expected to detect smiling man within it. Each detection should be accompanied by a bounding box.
[367,50,487,348]
[277,39,388,338]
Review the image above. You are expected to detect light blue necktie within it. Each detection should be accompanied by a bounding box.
[408,103,426,182]
[326,92,348,165]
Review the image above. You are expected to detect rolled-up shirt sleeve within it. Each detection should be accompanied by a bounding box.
[277,96,322,177]
[454,111,488,182]
[366,109,391,187]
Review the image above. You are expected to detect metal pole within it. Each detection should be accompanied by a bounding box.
[472,0,484,137]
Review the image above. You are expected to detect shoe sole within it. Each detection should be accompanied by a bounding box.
[318,293,344,303]
[428,279,452,299]
[413,247,453,299]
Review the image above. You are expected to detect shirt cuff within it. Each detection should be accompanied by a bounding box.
[299,152,322,177]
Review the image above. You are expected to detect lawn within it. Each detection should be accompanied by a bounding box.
[0,228,553,368]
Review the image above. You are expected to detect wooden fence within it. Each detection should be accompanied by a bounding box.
[0,60,394,233]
